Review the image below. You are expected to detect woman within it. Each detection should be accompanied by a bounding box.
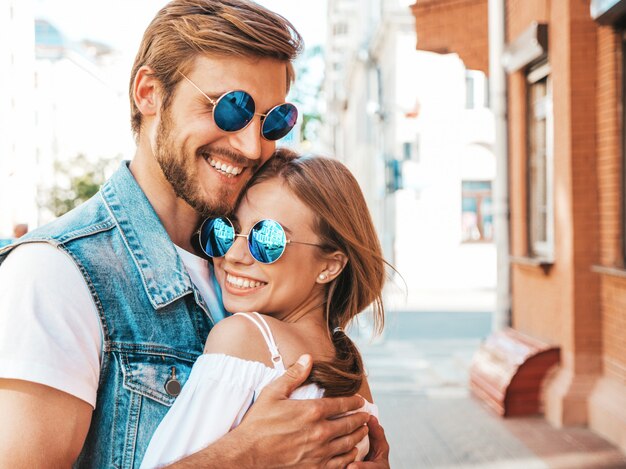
[141,150,387,467]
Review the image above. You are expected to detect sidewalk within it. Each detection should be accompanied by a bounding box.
[352,298,626,468]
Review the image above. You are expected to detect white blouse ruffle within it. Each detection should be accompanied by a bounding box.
[140,353,377,468]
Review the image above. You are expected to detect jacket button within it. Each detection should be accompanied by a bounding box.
[164,366,181,397]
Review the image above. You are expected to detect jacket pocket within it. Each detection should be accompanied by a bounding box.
[120,350,195,407]
[115,349,197,468]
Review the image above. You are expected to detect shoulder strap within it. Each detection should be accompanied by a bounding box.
[234,312,285,372]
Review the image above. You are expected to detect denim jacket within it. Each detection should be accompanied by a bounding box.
[0,162,221,467]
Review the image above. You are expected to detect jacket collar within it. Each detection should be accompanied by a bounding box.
[100,161,196,309]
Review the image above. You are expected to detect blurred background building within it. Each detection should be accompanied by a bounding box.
[0,0,37,236]
[1,3,130,235]
[33,19,131,221]
[324,0,496,300]
[410,0,626,454]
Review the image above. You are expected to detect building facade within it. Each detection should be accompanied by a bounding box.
[325,0,496,295]
[0,0,37,236]
[33,20,132,223]
[411,0,626,451]
[1,15,132,236]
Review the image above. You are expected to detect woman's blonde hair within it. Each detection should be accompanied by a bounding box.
[129,0,303,138]
[244,149,386,396]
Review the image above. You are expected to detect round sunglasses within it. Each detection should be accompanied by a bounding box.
[199,217,322,264]
[180,72,298,141]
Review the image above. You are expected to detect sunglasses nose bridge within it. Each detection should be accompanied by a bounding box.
[224,233,254,263]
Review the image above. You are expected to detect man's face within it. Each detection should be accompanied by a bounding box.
[152,55,289,218]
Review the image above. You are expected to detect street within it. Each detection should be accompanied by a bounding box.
[353,309,626,468]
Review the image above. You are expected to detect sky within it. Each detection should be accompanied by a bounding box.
[33,0,327,55]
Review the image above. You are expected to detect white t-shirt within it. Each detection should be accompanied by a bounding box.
[0,242,218,408]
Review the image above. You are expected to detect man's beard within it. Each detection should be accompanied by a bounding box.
[154,110,235,219]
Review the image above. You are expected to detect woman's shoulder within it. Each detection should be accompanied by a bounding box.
[258,315,335,368]
[205,313,324,369]
[204,313,277,368]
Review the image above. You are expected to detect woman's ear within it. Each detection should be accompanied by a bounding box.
[316,251,348,284]
[132,66,161,117]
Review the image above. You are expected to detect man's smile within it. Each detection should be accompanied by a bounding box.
[208,156,244,177]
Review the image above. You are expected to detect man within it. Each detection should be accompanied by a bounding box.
[0,1,389,467]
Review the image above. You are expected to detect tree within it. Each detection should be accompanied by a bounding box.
[291,45,324,145]
[41,153,119,218]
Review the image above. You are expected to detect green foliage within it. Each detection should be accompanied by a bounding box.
[291,45,324,144]
[42,154,118,217]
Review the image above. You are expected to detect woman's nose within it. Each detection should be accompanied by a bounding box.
[224,234,253,264]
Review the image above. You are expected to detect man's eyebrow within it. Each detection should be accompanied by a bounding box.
[194,91,222,104]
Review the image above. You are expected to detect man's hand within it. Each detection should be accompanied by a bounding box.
[241,354,370,468]
[347,416,390,469]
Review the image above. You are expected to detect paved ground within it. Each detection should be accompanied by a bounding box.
[351,308,626,468]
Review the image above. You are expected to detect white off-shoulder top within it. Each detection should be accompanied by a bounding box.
[140,313,377,468]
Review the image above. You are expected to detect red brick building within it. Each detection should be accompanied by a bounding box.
[411,0,626,451]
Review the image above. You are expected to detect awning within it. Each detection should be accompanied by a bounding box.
[410,0,489,74]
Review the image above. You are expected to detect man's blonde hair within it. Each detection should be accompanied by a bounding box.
[129,0,303,138]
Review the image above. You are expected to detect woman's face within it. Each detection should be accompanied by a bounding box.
[213,177,329,320]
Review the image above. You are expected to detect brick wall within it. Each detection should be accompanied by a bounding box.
[596,27,622,267]
[411,0,489,73]
[506,0,548,42]
[410,0,626,445]
[507,0,577,353]
[596,24,626,386]
[602,277,626,381]
[569,0,602,375]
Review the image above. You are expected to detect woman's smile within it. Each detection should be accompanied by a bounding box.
[225,271,267,291]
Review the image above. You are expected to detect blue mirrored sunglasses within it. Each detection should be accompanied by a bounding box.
[180,72,298,141]
[199,217,321,264]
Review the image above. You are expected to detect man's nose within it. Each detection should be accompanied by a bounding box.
[228,117,266,160]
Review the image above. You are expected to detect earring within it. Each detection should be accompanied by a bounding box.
[318,273,328,281]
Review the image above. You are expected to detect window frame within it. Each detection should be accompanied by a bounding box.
[526,60,554,260]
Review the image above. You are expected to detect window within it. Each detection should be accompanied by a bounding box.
[332,22,348,36]
[465,70,489,109]
[527,61,553,259]
[402,135,420,162]
[462,181,493,242]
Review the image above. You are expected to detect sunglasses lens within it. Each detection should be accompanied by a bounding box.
[214,91,255,132]
[262,103,298,141]
[199,217,235,258]
[248,219,287,264]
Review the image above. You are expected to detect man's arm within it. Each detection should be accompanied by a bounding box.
[0,379,92,467]
[167,355,370,469]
